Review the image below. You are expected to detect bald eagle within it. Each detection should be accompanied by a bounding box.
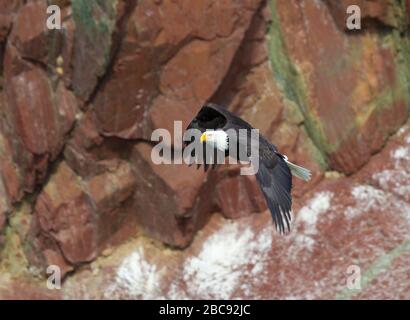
[185,103,311,234]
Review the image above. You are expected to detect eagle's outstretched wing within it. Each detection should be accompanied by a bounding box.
[254,141,293,234]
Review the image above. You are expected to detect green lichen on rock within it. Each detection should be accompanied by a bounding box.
[354,1,410,133]
[267,0,329,168]
[72,0,117,35]
[267,0,305,110]
[71,0,118,100]
[0,203,31,276]
[267,0,410,173]
[375,0,410,113]
[390,0,410,111]
[72,0,118,68]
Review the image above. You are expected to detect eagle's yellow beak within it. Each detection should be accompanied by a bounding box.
[200,132,207,143]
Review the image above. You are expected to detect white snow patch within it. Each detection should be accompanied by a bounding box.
[167,282,188,300]
[346,184,388,219]
[372,141,410,199]
[393,146,409,160]
[352,185,386,210]
[374,170,410,199]
[297,191,333,234]
[105,248,162,299]
[289,192,333,251]
[347,184,410,223]
[181,221,273,299]
[293,234,316,250]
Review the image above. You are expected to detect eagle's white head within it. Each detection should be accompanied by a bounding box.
[200,130,228,152]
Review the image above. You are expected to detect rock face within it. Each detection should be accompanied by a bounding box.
[1,0,78,204]
[270,0,410,174]
[27,161,136,276]
[0,0,409,299]
[92,0,263,140]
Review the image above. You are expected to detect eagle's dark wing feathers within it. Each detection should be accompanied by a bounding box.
[255,140,293,234]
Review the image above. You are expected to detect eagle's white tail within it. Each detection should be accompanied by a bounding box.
[283,156,311,181]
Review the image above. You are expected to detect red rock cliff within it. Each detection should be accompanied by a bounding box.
[0,0,409,299]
